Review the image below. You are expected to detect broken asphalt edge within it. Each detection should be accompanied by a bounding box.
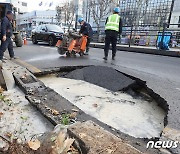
[67,121,142,154]
[90,43,180,58]
[116,70,169,127]
[34,66,169,127]
[11,64,171,153]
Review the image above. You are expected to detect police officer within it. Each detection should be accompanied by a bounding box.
[103,7,122,60]
[78,18,93,55]
[0,11,16,61]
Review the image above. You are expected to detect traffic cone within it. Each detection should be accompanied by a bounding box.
[24,37,27,45]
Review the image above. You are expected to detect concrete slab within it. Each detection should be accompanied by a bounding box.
[68,121,142,154]
[1,68,15,90]
[62,66,136,92]
[0,67,7,90]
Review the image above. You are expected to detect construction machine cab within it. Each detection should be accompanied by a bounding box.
[0,2,23,47]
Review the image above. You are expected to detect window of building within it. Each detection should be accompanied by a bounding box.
[22,2,27,7]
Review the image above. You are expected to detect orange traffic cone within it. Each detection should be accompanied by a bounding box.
[24,37,27,45]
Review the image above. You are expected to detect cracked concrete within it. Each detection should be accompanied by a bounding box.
[1,58,177,153]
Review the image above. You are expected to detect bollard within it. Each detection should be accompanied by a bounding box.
[24,37,27,45]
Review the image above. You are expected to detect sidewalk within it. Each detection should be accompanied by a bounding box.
[90,42,180,57]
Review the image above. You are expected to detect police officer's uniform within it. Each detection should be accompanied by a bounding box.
[0,12,14,60]
[104,9,122,60]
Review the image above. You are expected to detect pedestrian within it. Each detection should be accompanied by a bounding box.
[103,7,123,60]
[0,10,16,62]
[78,18,93,55]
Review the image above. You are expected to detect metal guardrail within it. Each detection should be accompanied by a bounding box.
[92,23,180,49]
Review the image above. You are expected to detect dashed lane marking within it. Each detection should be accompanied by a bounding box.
[40,46,56,50]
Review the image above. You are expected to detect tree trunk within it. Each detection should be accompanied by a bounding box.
[97,25,101,42]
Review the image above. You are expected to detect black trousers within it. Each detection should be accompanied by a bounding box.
[104,30,118,57]
[86,37,92,52]
[0,37,14,60]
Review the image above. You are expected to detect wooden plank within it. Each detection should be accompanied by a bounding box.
[0,67,7,91]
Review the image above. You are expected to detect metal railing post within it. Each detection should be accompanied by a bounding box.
[160,23,166,50]
[129,25,133,47]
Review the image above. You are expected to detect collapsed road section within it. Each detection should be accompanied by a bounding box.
[9,60,170,153]
[38,66,166,139]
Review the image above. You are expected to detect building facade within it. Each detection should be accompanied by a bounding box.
[119,0,174,27]
[3,0,28,13]
[16,10,58,36]
[170,0,180,28]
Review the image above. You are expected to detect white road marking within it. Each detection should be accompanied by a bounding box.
[40,46,56,50]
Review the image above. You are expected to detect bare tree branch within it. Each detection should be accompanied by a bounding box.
[56,1,76,30]
[88,0,114,35]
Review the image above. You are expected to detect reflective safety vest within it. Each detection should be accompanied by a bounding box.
[105,14,120,32]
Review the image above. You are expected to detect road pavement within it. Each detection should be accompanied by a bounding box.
[12,42,180,82]
[10,41,180,133]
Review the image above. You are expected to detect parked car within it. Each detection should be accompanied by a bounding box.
[31,24,64,46]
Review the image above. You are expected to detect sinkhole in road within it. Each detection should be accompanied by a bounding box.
[38,66,166,139]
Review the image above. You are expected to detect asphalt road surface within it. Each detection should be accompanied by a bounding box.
[11,42,180,82]
[10,41,180,131]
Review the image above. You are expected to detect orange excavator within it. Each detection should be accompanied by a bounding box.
[56,32,88,57]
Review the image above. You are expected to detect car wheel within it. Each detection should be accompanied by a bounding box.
[14,33,23,47]
[49,36,55,46]
[32,35,38,44]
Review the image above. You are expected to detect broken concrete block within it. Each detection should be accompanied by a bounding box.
[0,67,7,90]
[67,121,142,154]
[0,60,2,69]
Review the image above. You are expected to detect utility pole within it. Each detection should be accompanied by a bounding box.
[168,0,175,28]
[85,0,88,21]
